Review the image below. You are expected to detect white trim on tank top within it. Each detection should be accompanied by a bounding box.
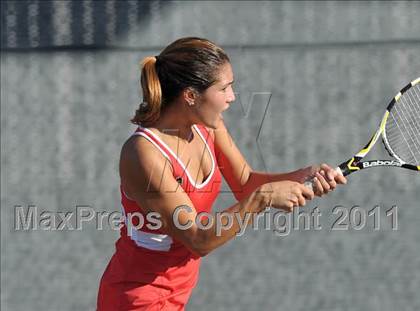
[124,131,174,201]
[120,207,173,251]
[130,230,173,252]
[137,124,215,189]
[132,131,172,162]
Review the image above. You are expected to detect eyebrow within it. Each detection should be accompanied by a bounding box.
[222,80,235,87]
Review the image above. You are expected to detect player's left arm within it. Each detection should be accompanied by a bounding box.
[212,119,346,200]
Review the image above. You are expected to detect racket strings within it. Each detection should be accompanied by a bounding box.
[395,97,420,160]
[385,84,420,165]
[404,85,420,134]
[411,85,420,130]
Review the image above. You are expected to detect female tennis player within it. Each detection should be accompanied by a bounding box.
[97,37,346,310]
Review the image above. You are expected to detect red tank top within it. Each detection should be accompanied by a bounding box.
[102,124,222,287]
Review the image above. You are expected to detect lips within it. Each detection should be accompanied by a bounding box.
[222,104,230,112]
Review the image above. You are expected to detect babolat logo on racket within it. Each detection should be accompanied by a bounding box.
[362,160,402,168]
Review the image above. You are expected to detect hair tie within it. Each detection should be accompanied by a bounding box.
[139,101,148,109]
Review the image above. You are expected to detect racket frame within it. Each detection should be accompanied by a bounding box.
[338,77,420,176]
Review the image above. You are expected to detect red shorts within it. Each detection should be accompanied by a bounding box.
[97,249,200,311]
[97,279,194,310]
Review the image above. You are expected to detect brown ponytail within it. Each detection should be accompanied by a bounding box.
[131,56,162,126]
[131,37,230,126]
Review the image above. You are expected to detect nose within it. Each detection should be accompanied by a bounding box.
[227,90,236,103]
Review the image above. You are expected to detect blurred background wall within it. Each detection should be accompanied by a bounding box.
[1,1,420,310]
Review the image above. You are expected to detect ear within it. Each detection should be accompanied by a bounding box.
[182,88,198,106]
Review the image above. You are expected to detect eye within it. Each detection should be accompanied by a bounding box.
[221,85,230,92]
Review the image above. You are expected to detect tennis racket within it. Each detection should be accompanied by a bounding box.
[305,77,420,188]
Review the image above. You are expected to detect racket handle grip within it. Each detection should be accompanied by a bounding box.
[303,167,343,190]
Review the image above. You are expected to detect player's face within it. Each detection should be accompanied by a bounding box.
[193,62,235,129]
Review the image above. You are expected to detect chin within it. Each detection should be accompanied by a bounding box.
[204,121,218,130]
[197,119,216,130]
[196,114,223,130]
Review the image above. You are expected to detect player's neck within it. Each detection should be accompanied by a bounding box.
[152,104,195,143]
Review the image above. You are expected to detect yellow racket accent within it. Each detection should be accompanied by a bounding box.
[356,111,389,157]
[412,77,420,85]
[347,158,360,171]
[380,111,390,131]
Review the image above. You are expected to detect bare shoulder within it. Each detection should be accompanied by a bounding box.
[120,135,174,198]
[120,134,167,169]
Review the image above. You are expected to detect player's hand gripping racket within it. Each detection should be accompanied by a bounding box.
[305,77,420,190]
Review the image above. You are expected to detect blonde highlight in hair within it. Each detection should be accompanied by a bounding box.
[131,56,162,126]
